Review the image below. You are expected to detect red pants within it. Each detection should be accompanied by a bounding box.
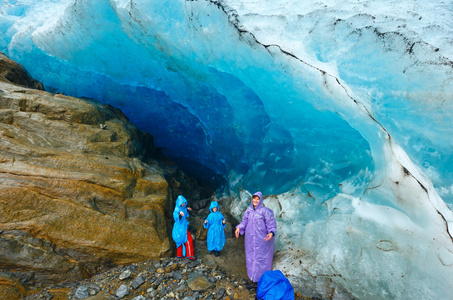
[176,230,194,259]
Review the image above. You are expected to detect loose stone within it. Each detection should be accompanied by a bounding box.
[150,289,158,297]
[74,285,89,299]
[167,291,175,297]
[173,271,183,281]
[174,281,187,293]
[119,270,132,280]
[187,275,214,292]
[116,284,129,298]
[131,275,146,289]
[217,287,226,299]
[88,284,100,295]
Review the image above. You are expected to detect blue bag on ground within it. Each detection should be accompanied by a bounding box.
[257,270,294,300]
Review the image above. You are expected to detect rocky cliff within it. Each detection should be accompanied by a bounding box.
[0,53,213,298]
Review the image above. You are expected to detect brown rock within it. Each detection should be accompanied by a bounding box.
[0,52,43,90]
[0,54,174,288]
[46,288,71,300]
[187,275,214,292]
[195,223,208,241]
[0,276,26,300]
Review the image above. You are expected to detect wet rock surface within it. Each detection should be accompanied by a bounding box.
[63,257,258,300]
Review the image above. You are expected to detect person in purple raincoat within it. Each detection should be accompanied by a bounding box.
[235,191,277,284]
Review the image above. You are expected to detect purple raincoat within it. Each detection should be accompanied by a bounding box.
[236,192,277,282]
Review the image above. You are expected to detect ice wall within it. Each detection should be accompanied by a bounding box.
[1,0,453,298]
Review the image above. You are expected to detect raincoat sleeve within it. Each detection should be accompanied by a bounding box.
[219,212,226,228]
[236,208,251,235]
[264,208,277,235]
[203,215,210,229]
[173,207,181,222]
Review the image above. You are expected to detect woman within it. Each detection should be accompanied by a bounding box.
[235,191,277,283]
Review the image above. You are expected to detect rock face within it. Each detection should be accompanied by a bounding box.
[0,52,43,90]
[0,53,212,296]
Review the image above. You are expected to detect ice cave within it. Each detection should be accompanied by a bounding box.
[1,0,453,298]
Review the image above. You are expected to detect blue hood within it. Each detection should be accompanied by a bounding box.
[209,201,220,213]
[176,195,188,208]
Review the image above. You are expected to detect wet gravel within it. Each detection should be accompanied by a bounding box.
[64,257,259,300]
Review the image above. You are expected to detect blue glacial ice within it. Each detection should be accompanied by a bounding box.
[1,0,453,298]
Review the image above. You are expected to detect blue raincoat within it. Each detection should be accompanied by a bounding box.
[257,270,294,300]
[203,201,226,252]
[172,195,189,256]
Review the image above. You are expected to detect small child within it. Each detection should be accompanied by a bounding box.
[203,201,226,256]
[172,195,195,260]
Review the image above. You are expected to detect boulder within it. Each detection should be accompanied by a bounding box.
[0,53,213,291]
[0,52,43,90]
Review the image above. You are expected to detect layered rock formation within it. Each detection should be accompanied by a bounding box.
[0,53,212,297]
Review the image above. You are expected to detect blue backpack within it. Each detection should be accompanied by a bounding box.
[257,270,294,300]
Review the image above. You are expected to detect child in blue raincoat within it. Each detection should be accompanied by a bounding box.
[172,195,195,259]
[203,201,226,256]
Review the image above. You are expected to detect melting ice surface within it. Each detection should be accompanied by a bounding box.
[1,0,453,298]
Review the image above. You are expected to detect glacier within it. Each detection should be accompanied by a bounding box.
[1,0,453,298]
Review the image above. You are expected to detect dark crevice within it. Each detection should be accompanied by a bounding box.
[87,197,106,215]
[436,210,453,242]
[403,167,410,176]
[402,166,428,194]
[409,42,416,54]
